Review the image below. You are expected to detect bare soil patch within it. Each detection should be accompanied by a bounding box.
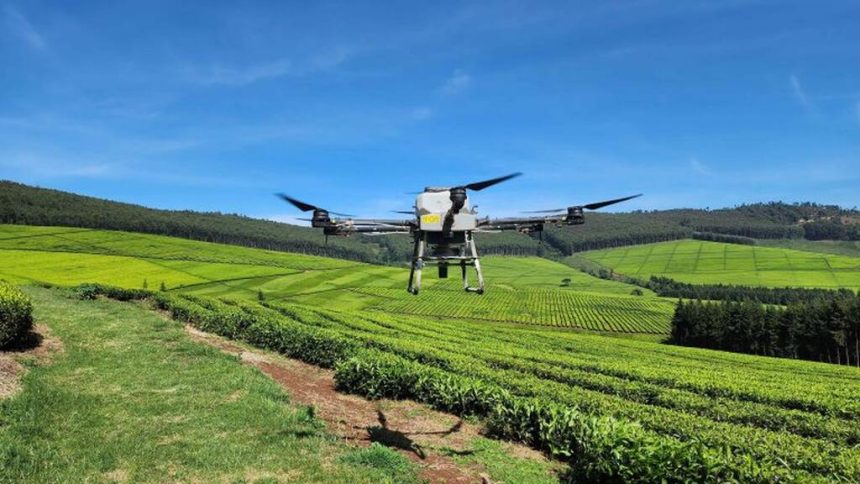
[0,324,63,399]
[184,325,549,483]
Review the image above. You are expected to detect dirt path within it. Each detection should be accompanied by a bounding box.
[0,324,63,399]
[184,326,549,483]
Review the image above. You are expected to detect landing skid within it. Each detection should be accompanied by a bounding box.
[407,231,485,295]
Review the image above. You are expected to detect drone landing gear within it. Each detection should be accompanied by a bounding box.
[407,231,485,295]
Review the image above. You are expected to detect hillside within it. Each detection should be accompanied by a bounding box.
[3,224,860,481]
[574,239,860,289]
[2,181,858,263]
[0,181,544,263]
[0,224,671,333]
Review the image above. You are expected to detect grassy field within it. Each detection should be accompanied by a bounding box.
[2,225,859,480]
[0,225,672,333]
[143,290,860,481]
[574,239,860,289]
[0,287,421,483]
[758,238,860,258]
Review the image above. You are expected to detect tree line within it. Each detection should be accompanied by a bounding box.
[645,276,857,305]
[2,181,857,263]
[670,296,860,366]
[691,231,756,245]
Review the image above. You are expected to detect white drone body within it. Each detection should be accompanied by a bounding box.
[415,189,478,232]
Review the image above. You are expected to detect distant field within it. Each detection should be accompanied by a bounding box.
[0,224,668,333]
[758,238,860,258]
[575,239,860,289]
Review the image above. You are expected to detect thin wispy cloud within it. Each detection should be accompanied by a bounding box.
[188,59,293,86]
[309,46,352,70]
[789,74,819,115]
[3,4,46,50]
[440,69,472,95]
[410,107,434,121]
[689,157,712,176]
[0,152,116,178]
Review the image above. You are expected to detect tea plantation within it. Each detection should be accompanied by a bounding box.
[2,224,859,481]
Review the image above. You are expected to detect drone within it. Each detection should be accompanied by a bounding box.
[278,173,640,295]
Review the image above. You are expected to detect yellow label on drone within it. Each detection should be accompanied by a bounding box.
[421,214,441,224]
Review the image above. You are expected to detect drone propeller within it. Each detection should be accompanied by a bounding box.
[276,193,353,217]
[582,193,643,210]
[391,210,416,215]
[523,194,642,214]
[460,172,522,191]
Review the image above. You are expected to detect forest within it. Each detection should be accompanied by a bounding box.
[1,181,858,264]
[671,296,860,366]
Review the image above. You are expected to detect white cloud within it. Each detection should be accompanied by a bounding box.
[689,157,711,176]
[189,59,293,86]
[3,5,45,50]
[410,107,434,121]
[789,74,819,115]
[440,69,472,95]
[0,152,116,178]
[309,46,352,71]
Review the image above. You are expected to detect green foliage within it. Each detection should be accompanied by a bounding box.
[334,351,792,483]
[671,296,860,366]
[0,287,405,482]
[338,443,420,484]
[85,284,860,482]
[0,225,661,332]
[4,182,857,261]
[646,276,857,305]
[75,283,152,301]
[692,231,756,245]
[0,282,33,347]
[354,287,673,333]
[577,239,860,289]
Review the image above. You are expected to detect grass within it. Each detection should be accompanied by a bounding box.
[444,438,563,484]
[0,287,417,483]
[2,224,860,480]
[758,238,860,258]
[152,291,860,481]
[338,443,419,484]
[0,224,669,333]
[574,239,860,289]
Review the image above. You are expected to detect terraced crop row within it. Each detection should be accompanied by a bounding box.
[355,287,673,333]
[84,285,860,482]
[577,239,860,289]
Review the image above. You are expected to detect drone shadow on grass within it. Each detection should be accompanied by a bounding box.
[358,410,468,460]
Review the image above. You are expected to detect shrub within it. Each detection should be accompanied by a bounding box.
[0,282,34,348]
[75,283,152,302]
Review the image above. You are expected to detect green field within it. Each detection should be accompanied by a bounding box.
[2,224,860,480]
[0,287,422,483]
[0,225,672,333]
[758,238,860,258]
[142,289,860,481]
[575,239,860,289]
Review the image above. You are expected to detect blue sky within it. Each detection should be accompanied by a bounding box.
[2,1,859,223]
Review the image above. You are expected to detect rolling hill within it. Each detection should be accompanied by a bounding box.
[573,239,860,289]
[3,181,858,263]
[2,222,859,481]
[0,224,672,333]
